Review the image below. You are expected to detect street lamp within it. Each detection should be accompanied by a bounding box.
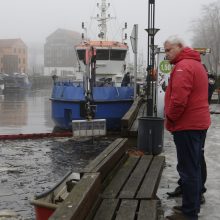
[145,0,159,116]
[137,0,164,156]
[145,28,160,37]
[145,28,159,62]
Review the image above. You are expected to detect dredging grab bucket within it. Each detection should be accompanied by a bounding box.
[137,116,164,155]
[72,119,106,137]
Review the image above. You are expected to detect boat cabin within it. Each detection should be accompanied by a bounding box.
[76,40,128,85]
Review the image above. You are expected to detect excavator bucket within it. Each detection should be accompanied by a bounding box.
[72,119,106,137]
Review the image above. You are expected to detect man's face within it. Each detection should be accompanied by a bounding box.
[164,42,183,62]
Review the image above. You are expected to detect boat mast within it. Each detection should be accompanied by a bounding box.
[96,0,114,40]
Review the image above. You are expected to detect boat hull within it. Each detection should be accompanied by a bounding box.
[51,99,133,130]
[31,171,80,220]
[34,206,55,220]
[51,84,134,131]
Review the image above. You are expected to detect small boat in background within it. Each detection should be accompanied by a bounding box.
[31,171,80,220]
[3,72,32,92]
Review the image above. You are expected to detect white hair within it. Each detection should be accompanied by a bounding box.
[164,35,187,47]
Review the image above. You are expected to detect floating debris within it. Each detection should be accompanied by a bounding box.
[0,209,22,220]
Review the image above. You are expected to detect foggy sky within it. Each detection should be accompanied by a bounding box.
[0,0,216,57]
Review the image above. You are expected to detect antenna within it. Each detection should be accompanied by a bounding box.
[92,0,115,40]
[81,22,87,40]
[122,22,128,43]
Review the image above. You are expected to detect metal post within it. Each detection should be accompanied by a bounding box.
[145,0,159,116]
[130,24,138,100]
[134,25,138,99]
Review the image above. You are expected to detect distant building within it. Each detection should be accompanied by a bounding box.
[44,28,81,77]
[0,38,28,74]
[28,42,44,75]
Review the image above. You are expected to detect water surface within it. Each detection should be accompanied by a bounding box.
[0,88,116,219]
[0,89,54,135]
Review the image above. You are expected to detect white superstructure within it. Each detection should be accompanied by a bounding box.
[75,0,128,86]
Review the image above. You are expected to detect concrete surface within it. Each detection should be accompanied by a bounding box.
[158,104,220,219]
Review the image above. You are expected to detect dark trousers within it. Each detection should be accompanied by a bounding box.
[173,130,207,219]
[177,147,207,194]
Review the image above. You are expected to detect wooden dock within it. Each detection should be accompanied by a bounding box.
[49,137,165,220]
[45,99,165,220]
[121,96,145,137]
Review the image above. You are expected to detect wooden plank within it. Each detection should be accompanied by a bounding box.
[102,156,140,199]
[137,200,157,220]
[129,103,146,134]
[121,99,139,125]
[84,138,125,173]
[115,199,138,220]
[121,97,143,129]
[136,156,165,199]
[93,199,119,220]
[49,173,100,220]
[101,153,129,189]
[92,138,129,181]
[127,102,147,137]
[119,155,153,199]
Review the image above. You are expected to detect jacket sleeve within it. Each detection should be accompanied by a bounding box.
[166,65,193,122]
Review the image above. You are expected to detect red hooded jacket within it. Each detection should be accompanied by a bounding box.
[165,47,211,132]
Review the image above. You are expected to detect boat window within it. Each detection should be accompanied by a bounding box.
[96,49,109,60]
[110,50,127,61]
[77,49,86,60]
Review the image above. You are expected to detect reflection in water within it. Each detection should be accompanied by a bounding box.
[0,89,55,135]
[0,92,28,127]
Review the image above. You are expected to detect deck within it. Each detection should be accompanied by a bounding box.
[49,138,165,220]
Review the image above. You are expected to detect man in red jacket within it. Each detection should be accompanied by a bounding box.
[164,36,211,220]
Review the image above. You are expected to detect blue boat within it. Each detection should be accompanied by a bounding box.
[51,84,133,130]
[50,0,134,131]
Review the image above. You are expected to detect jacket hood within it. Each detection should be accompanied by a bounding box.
[171,47,201,64]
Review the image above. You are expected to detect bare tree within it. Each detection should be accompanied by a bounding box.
[191,1,220,76]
